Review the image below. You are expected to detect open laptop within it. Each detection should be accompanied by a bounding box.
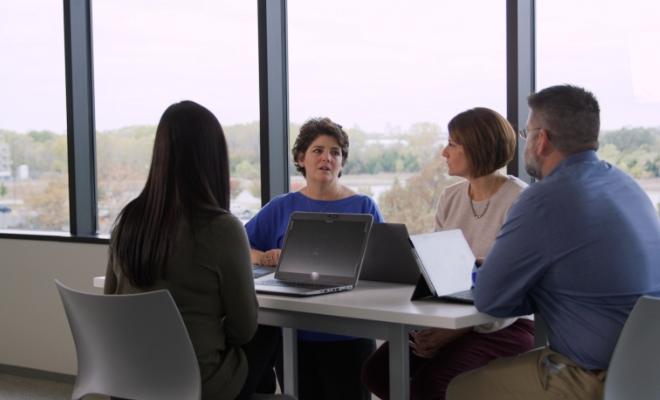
[360,223,421,284]
[252,265,274,279]
[254,212,374,296]
[409,229,476,304]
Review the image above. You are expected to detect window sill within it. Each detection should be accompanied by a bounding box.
[0,230,109,244]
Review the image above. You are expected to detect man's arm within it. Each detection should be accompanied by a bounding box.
[474,191,549,317]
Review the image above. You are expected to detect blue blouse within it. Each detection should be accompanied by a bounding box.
[245,191,384,341]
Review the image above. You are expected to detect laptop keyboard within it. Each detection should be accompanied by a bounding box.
[257,279,331,291]
[446,289,474,302]
[252,265,274,279]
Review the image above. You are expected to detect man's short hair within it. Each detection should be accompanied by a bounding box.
[447,107,517,178]
[527,85,600,154]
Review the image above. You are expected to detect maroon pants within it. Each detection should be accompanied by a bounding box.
[361,319,535,400]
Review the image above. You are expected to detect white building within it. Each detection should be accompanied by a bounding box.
[0,141,12,181]
[16,164,29,180]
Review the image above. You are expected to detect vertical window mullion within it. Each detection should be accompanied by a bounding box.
[63,0,97,236]
[506,0,535,181]
[258,0,290,205]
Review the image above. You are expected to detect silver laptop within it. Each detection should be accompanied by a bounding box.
[409,229,476,304]
[360,223,421,284]
[254,212,374,296]
[252,265,274,279]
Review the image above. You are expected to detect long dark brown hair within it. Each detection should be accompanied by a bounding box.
[110,100,230,288]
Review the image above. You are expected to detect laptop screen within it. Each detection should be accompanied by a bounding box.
[410,230,475,296]
[275,212,373,285]
[360,223,421,284]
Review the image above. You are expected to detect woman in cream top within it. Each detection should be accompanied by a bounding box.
[362,107,535,400]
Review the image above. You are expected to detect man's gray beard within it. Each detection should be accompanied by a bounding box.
[525,158,542,180]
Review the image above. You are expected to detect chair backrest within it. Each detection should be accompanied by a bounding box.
[604,295,660,400]
[55,280,201,400]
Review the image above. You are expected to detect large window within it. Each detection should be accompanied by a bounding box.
[0,0,69,232]
[93,0,261,233]
[287,0,506,233]
[537,1,660,217]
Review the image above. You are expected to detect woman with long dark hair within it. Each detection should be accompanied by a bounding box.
[104,100,278,400]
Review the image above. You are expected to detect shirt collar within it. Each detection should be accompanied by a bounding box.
[546,150,599,178]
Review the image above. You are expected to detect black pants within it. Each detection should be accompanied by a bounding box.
[276,337,376,400]
[236,325,281,399]
[111,325,281,400]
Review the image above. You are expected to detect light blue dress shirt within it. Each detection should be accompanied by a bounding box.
[475,150,660,370]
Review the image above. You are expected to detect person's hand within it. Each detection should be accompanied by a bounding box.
[410,328,468,358]
[260,249,281,266]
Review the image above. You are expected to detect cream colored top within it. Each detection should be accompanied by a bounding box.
[435,175,528,333]
[435,176,527,259]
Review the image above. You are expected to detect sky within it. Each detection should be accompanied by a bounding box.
[1,0,659,134]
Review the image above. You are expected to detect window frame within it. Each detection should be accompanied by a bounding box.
[0,0,534,242]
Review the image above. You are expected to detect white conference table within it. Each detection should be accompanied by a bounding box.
[93,276,500,399]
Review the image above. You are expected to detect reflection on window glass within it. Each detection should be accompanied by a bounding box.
[287,0,506,233]
[93,0,260,233]
[538,1,660,217]
[0,0,69,232]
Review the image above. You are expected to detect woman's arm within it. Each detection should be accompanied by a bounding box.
[216,215,259,345]
[250,248,281,266]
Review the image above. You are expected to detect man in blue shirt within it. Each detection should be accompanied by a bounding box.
[447,85,660,400]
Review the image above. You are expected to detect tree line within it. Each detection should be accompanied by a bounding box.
[1,124,658,231]
[1,124,658,182]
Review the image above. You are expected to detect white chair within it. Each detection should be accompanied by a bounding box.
[604,295,660,400]
[56,280,201,400]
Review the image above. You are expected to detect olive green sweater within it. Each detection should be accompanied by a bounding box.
[105,213,258,400]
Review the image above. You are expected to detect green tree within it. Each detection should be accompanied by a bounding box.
[600,128,656,152]
[22,175,70,230]
[379,147,458,234]
[598,128,660,178]
[235,159,260,180]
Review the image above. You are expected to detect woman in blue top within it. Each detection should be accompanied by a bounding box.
[245,117,383,400]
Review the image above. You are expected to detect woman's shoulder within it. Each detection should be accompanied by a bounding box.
[195,212,246,238]
[440,179,468,199]
[487,176,528,212]
[505,175,528,188]
[260,192,298,211]
[347,193,377,204]
[212,211,243,227]
[271,191,298,202]
[500,175,528,197]
[339,193,380,212]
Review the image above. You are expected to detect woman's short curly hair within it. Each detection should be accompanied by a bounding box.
[292,117,349,177]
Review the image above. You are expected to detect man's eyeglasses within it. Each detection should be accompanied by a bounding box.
[519,127,542,140]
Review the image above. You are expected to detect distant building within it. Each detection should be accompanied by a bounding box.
[17,164,29,180]
[0,141,11,181]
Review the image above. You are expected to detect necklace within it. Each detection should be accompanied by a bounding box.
[468,176,503,219]
[470,198,490,219]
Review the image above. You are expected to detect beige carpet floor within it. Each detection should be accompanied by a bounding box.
[0,373,107,400]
